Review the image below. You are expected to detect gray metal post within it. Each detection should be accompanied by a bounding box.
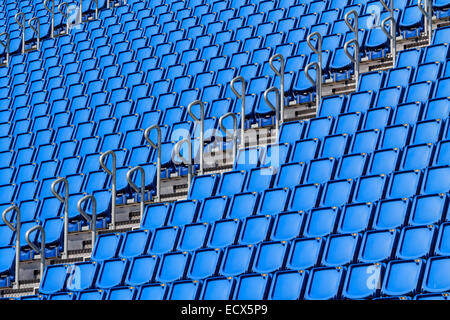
[51,177,69,259]
[25,225,45,281]
[2,206,20,289]
[77,195,97,247]
[29,17,41,51]
[381,16,397,67]
[187,100,204,175]
[14,12,26,55]
[263,87,281,140]
[305,62,321,110]
[99,150,117,230]
[218,112,238,165]
[126,166,145,221]
[306,32,322,110]
[380,0,394,13]
[144,125,161,202]
[344,10,360,88]
[58,2,70,34]
[230,76,246,148]
[43,0,55,38]
[269,54,285,123]
[0,32,9,67]
[418,0,433,43]
[95,0,99,19]
[172,138,193,190]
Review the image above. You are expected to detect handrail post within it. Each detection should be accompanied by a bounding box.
[51,177,69,259]
[29,17,41,51]
[269,54,285,124]
[58,2,70,34]
[344,10,360,88]
[263,87,281,140]
[2,206,20,289]
[380,0,394,14]
[144,125,161,202]
[304,62,321,110]
[99,150,117,230]
[126,166,145,222]
[219,112,238,165]
[44,0,55,38]
[25,225,45,281]
[0,32,10,67]
[306,32,322,110]
[77,195,97,247]
[172,138,193,190]
[418,0,432,43]
[78,0,83,24]
[187,100,204,175]
[381,16,397,67]
[230,76,246,148]
[14,12,26,55]
[95,0,99,19]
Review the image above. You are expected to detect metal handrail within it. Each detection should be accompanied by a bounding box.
[15,12,26,54]
[381,16,397,67]
[230,76,246,148]
[1,206,20,289]
[51,177,69,259]
[305,62,321,110]
[29,17,41,51]
[218,112,238,165]
[187,100,204,175]
[44,0,55,38]
[99,150,117,230]
[418,0,432,43]
[380,0,394,13]
[25,225,45,281]
[172,138,193,190]
[344,10,360,88]
[269,54,285,123]
[263,87,281,139]
[126,166,145,222]
[0,32,10,67]
[306,32,322,109]
[144,125,161,202]
[58,2,70,34]
[77,195,97,246]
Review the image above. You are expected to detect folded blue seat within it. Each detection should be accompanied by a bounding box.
[304,266,346,300]
[358,229,399,263]
[381,259,425,296]
[219,244,255,277]
[200,276,236,300]
[125,255,159,287]
[337,202,374,234]
[207,219,241,249]
[342,262,385,300]
[187,248,222,280]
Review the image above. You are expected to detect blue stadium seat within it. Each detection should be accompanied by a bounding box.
[358,229,398,263]
[381,259,424,296]
[125,255,158,286]
[187,248,222,280]
[342,263,384,300]
[337,202,374,234]
[304,266,345,300]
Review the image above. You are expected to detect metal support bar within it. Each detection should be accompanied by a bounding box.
[51,177,69,259]
[58,2,70,34]
[306,32,322,109]
[95,0,99,19]
[29,17,41,51]
[380,0,394,13]
[269,54,285,123]
[144,125,161,202]
[344,10,360,88]
[99,150,117,229]
[381,16,397,67]
[305,62,321,110]
[44,0,55,38]
[78,0,83,24]
[263,87,281,139]
[172,138,193,190]
[127,166,145,222]
[77,195,97,247]
[25,225,45,280]
[219,112,238,164]
[2,206,20,289]
[230,76,246,148]
[0,32,10,67]
[15,12,26,54]
[418,0,433,43]
[187,100,204,175]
